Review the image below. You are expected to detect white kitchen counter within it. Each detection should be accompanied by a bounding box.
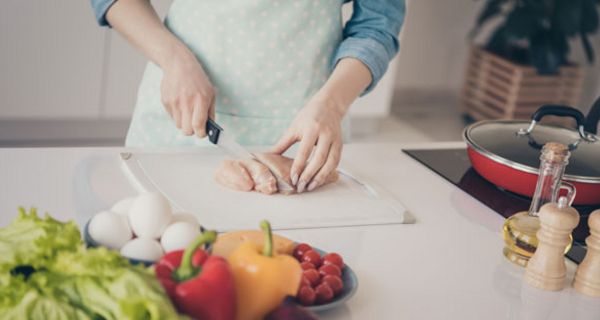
[1,142,598,319]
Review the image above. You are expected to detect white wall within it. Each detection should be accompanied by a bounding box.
[394,0,600,112]
[395,0,484,93]
[0,0,106,119]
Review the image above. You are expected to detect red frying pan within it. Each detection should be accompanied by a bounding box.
[463,105,600,205]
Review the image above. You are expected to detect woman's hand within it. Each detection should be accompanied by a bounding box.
[106,0,215,137]
[270,58,372,193]
[271,95,345,193]
[161,52,216,137]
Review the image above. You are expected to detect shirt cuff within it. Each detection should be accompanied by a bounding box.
[332,36,394,95]
[93,0,117,27]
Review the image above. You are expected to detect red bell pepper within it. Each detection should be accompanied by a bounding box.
[155,231,236,320]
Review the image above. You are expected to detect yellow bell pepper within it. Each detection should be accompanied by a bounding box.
[228,220,302,320]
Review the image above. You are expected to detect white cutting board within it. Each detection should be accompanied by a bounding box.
[120,150,414,231]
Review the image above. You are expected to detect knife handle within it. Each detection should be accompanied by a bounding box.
[206,119,223,145]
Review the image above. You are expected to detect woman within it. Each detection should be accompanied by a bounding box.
[91,0,404,193]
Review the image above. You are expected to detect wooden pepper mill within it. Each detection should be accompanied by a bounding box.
[524,197,580,291]
[573,209,600,297]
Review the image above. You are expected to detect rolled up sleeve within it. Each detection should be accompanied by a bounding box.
[333,0,406,94]
[90,0,117,27]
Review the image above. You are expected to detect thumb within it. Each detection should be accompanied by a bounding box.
[270,130,297,155]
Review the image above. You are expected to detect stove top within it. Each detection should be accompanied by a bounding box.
[403,148,597,264]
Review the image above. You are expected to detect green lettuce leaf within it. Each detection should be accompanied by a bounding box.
[0,208,184,320]
[0,290,92,320]
[0,207,82,268]
[47,247,182,320]
[0,272,91,320]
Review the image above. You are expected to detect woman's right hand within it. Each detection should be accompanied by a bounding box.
[106,0,216,137]
[160,51,216,137]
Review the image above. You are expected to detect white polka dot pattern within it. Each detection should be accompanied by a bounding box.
[126,0,347,147]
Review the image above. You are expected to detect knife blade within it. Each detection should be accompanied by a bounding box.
[205,119,295,193]
[206,119,255,160]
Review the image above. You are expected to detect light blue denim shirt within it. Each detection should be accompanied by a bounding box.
[90,0,405,93]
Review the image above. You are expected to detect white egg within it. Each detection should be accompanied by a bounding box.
[128,192,173,239]
[172,212,200,228]
[160,222,201,253]
[111,197,135,227]
[89,211,132,250]
[111,197,135,215]
[120,238,164,262]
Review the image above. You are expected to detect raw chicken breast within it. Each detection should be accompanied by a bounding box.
[255,153,295,189]
[255,153,339,194]
[240,159,277,195]
[215,153,339,195]
[215,159,277,195]
[214,160,254,192]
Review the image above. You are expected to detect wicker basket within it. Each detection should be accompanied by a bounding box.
[461,46,584,122]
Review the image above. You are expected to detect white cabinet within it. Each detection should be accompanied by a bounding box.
[0,0,106,119]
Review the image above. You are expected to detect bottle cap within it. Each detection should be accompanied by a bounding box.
[541,142,570,163]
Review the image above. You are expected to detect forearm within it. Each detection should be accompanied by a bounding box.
[314,58,372,116]
[333,0,405,94]
[106,0,194,69]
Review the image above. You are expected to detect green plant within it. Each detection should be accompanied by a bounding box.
[470,0,600,74]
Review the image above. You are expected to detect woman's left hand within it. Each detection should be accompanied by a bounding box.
[271,95,346,193]
[271,58,372,193]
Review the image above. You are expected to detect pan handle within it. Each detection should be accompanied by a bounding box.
[586,96,600,134]
[518,105,597,142]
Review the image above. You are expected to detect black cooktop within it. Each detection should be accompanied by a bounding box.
[403,148,596,264]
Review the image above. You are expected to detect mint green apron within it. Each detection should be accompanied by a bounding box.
[126,0,348,147]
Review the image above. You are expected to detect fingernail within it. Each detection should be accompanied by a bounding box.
[307,180,318,192]
[291,173,299,186]
[297,181,307,193]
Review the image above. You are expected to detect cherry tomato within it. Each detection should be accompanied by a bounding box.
[322,275,344,295]
[303,269,320,287]
[300,261,316,270]
[302,250,322,267]
[315,282,334,304]
[293,243,312,260]
[323,252,344,270]
[300,276,311,288]
[319,264,341,278]
[297,286,316,306]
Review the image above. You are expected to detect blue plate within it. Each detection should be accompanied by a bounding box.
[304,247,358,313]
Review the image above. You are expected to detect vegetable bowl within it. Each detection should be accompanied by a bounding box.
[84,195,358,315]
[305,247,358,313]
[289,241,359,313]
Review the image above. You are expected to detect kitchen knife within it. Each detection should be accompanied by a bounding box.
[206,119,256,160]
[206,119,294,193]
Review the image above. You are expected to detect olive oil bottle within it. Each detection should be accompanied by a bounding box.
[502,142,575,267]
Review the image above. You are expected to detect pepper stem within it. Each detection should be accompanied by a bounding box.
[173,230,217,282]
[260,220,273,257]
